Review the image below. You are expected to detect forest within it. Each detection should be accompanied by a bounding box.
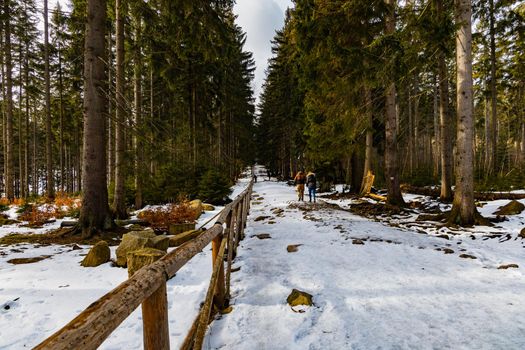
[1,1,525,349]
[0,0,257,235]
[257,0,525,225]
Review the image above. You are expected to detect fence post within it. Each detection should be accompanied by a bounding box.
[225,209,235,300]
[212,232,226,310]
[127,248,170,350]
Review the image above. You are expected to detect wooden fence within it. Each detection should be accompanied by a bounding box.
[34,179,254,350]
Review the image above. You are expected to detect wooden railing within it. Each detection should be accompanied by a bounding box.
[34,179,254,350]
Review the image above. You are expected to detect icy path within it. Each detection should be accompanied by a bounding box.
[206,180,525,350]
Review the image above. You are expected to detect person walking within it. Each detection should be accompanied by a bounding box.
[294,171,306,201]
[306,171,317,203]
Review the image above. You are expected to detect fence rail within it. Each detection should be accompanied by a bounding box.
[34,178,254,350]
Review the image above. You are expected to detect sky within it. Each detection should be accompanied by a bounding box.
[233,0,293,106]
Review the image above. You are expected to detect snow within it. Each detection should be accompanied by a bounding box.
[0,176,251,349]
[205,180,525,349]
[1,172,525,349]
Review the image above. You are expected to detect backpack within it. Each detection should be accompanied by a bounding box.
[306,174,316,188]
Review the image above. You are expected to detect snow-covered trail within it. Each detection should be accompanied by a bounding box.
[206,180,525,350]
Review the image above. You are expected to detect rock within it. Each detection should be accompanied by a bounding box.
[231,266,241,273]
[287,244,302,253]
[459,254,477,259]
[71,244,82,251]
[437,234,450,240]
[168,222,196,235]
[497,264,519,270]
[127,224,145,231]
[115,230,157,267]
[150,235,170,251]
[254,216,271,222]
[267,221,276,224]
[189,199,203,219]
[202,203,215,211]
[519,228,525,239]
[287,289,313,307]
[494,200,525,216]
[272,208,284,215]
[255,233,271,240]
[7,255,51,264]
[352,239,365,245]
[169,229,202,247]
[443,248,454,254]
[127,247,165,276]
[81,241,111,267]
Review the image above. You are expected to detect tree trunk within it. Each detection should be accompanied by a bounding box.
[107,28,115,186]
[384,0,404,206]
[489,0,497,175]
[4,0,15,201]
[58,41,65,193]
[113,0,127,219]
[134,12,143,209]
[44,0,55,199]
[435,0,453,202]
[360,87,373,194]
[449,0,477,225]
[79,0,112,238]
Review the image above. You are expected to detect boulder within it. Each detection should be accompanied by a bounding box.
[352,239,365,245]
[151,235,170,251]
[127,248,165,276]
[115,230,157,267]
[519,228,525,239]
[287,289,313,307]
[81,241,110,267]
[189,200,203,219]
[202,203,215,211]
[494,200,525,216]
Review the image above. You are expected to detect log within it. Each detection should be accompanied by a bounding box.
[401,184,525,201]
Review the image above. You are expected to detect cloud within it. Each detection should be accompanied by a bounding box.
[234,0,293,105]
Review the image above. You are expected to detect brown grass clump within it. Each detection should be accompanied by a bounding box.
[137,201,198,231]
[17,205,60,226]
[12,198,25,206]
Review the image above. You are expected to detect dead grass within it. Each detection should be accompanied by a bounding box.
[137,200,198,231]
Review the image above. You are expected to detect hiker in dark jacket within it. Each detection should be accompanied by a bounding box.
[306,171,317,203]
[294,171,306,201]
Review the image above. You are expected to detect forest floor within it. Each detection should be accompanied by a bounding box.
[1,170,525,349]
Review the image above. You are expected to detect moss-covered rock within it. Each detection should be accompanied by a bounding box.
[202,203,215,211]
[150,235,170,251]
[189,199,203,219]
[81,241,110,267]
[493,200,525,216]
[287,289,313,307]
[115,230,157,267]
[127,247,165,276]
